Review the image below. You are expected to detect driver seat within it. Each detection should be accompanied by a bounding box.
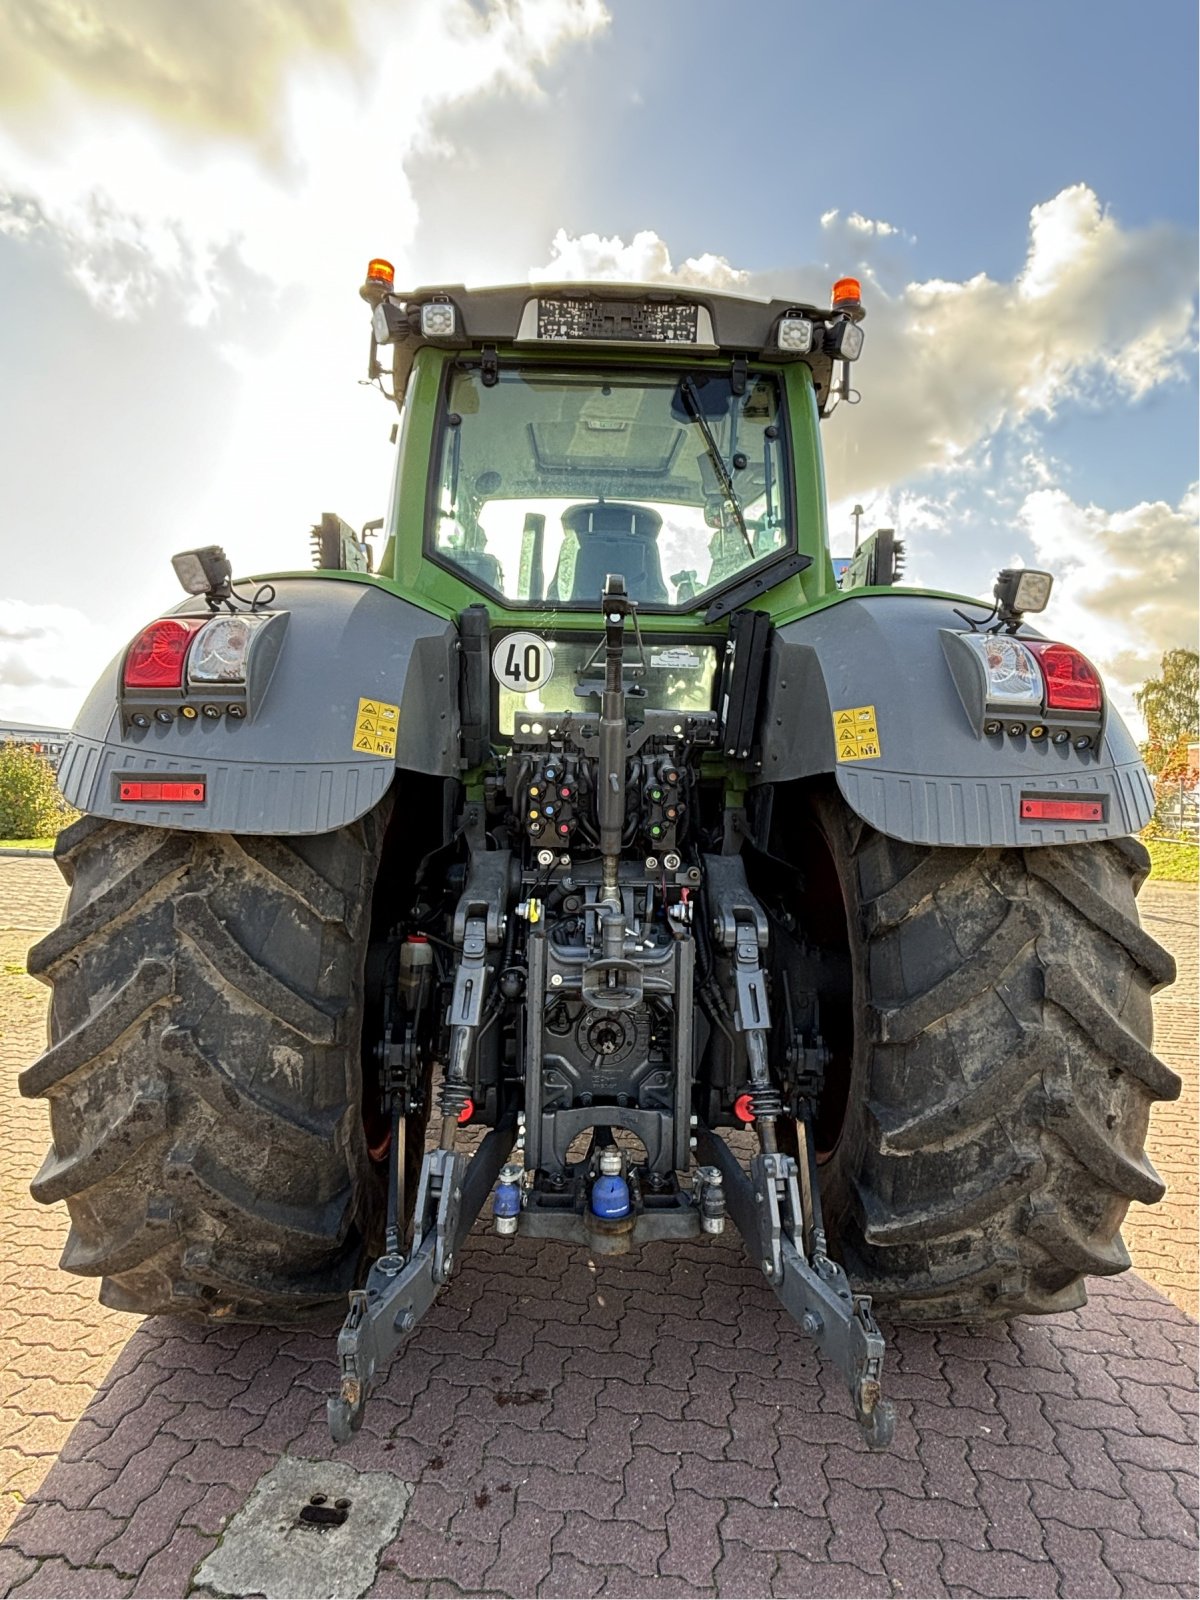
[550,502,668,603]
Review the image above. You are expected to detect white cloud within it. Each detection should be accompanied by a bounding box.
[0,0,611,322]
[532,228,748,290]
[821,184,1196,502]
[0,600,119,727]
[1019,484,1199,729]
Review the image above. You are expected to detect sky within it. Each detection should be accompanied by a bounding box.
[0,0,1196,737]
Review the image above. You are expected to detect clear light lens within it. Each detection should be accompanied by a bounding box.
[188,614,271,684]
[777,315,814,353]
[420,301,456,337]
[1012,570,1053,613]
[171,553,210,594]
[960,633,1043,708]
[829,319,865,361]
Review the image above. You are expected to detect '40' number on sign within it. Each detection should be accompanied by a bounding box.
[491,632,554,692]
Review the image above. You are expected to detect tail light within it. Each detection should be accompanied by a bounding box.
[123,619,205,689]
[1025,641,1103,712]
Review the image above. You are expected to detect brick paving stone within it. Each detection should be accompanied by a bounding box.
[539,1553,606,1597]
[973,1471,1047,1562]
[482,1507,565,1595]
[612,1445,675,1531]
[129,1526,218,1600]
[553,1512,666,1579]
[8,1561,133,1598]
[4,1502,125,1566]
[22,1457,117,1514]
[90,1434,195,1519]
[880,1528,951,1598]
[0,1555,35,1597]
[1039,1520,1122,1600]
[938,1542,1060,1599]
[1100,1527,1200,1590]
[721,1500,829,1559]
[658,1487,724,1588]
[774,1553,892,1597]
[95,1474,206,1578]
[878,1487,991,1551]
[710,1539,778,1599]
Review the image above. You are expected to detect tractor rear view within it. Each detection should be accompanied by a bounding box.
[22,268,1179,1451]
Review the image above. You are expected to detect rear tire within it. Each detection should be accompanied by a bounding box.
[783,790,1181,1321]
[22,807,390,1321]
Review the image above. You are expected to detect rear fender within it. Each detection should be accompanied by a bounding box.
[57,579,460,835]
[758,594,1153,847]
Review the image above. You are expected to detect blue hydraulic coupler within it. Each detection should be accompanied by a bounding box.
[590,1150,631,1219]
[493,1164,522,1236]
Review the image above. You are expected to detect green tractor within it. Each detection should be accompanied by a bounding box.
[23,268,1179,1450]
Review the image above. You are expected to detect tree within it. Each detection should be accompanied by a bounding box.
[0,742,76,839]
[1136,649,1198,775]
[1153,732,1199,833]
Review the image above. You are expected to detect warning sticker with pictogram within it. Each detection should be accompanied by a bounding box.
[832,704,881,762]
[352,697,400,758]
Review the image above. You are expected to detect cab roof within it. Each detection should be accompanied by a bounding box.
[368,279,856,406]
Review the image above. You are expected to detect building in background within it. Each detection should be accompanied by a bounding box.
[0,721,70,771]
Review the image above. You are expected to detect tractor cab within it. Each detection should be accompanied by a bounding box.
[360,273,867,627]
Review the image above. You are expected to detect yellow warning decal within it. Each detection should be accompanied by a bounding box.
[352,697,400,759]
[832,704,881,763]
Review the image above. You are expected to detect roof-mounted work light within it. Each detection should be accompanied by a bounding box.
[776,312,814,353]
[171,545,233,602]
[826,319,864,361]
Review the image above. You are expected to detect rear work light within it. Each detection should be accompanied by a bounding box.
[123,618,205,690]
[1020,796,1105,822]
[116,779,206,803]
[1025,641,1103,712]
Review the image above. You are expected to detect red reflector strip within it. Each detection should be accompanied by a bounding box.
[1020,797,1104,822]
[117,780,206,803]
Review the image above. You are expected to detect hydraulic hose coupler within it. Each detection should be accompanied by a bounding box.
[693,1165,726,1235]
[493,1163,523,1236]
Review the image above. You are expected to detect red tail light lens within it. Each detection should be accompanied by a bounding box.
[124,619,205,690]
[1026,641,1103,712]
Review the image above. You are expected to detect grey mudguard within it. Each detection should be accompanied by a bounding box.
[760,593,1153,848]
[58,578,459,835]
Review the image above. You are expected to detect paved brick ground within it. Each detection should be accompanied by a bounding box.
[1,857,1196,1599]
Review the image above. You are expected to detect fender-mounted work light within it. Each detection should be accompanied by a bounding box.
[994,567,1053,622]
[171,545,233,602]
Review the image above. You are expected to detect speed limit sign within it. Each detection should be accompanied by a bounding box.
[491,632,554,692]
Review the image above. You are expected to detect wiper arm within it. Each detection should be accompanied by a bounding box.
[679,377,754,560]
